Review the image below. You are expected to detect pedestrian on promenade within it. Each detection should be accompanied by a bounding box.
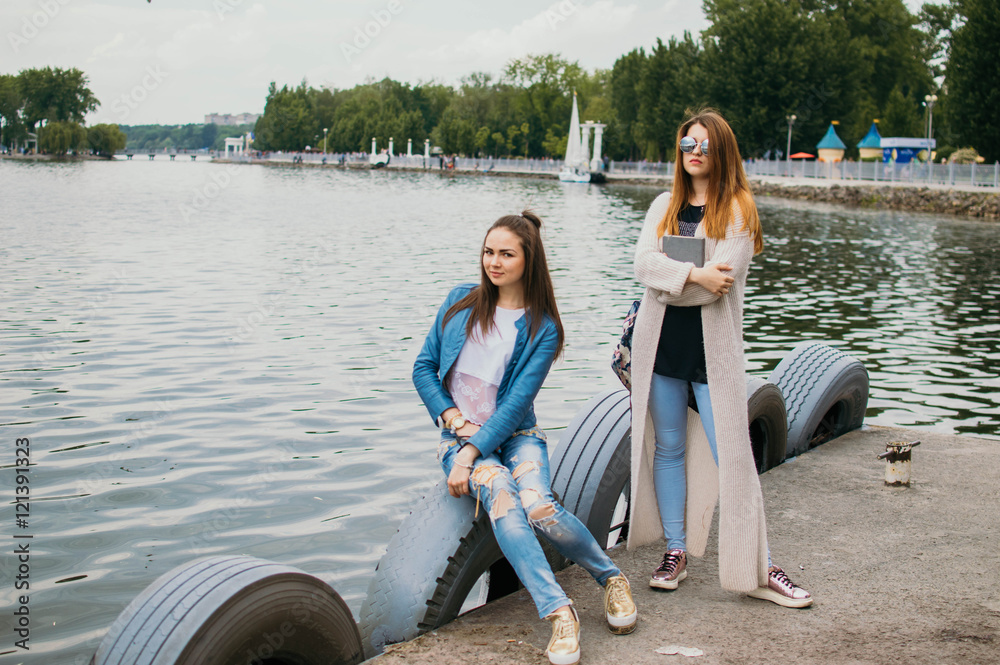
[413,211,638,665]
[628,108,812,608]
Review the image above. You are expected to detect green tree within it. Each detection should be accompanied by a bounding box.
[0,73,26,149]
[490,131,506,157]
[18,67,98,129]
[944,0,1000,161]
[320,78,430,153]
[609,49,646,160]
[38,120,87,155]
[87,123,127,157]
[505,124,521,156]
[703,0,857,158]
[880,84,923,137]
[636,33,705,160]
[503,54,585,158]
[474,126,490,156]
[834,0,933,121]
[541,128,568,158]
[253,81,317,151]
[200,123,219,148]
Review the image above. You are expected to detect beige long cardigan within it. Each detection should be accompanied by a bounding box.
[626,191,769,593]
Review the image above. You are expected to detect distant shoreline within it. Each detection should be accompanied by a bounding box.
[6,152,997,219]
[0,153,113,161]
[235,157,1000,219]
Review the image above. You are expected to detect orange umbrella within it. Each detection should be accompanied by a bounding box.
[789,152,815,159]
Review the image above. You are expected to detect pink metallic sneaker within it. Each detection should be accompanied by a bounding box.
[649,549,687,590]
[747,566,813,608]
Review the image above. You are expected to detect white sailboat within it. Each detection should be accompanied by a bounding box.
[559,92,606,183]
[559,93,591,182]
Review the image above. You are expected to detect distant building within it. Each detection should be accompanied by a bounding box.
[857,122,883,161]
[881,137,936,164]
[816,122,846,162]
[204,112,260,126]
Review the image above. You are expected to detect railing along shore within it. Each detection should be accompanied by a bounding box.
[236,151,1000,190]
[94,148,1000,190]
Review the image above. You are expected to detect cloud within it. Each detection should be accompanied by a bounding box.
[2,0,711,124]
[87,32,125,63]
[405,1,637,75]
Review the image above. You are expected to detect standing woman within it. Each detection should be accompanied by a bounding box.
[628,109,812,607]
[413,211,638,665]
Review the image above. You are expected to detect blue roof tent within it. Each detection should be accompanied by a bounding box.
[857,122,881,149]
[816,123,847,150]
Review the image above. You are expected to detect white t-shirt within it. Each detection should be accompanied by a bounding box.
[448,306,524,425]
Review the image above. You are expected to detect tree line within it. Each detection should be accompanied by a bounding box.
[253,0,996,162]
[119,123,256,152]
[2,0,995,162]
[0,66,126,157]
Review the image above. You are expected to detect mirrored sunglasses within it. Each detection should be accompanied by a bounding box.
[679,136,709,155]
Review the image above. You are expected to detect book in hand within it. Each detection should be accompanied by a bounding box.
[661,236,705,268]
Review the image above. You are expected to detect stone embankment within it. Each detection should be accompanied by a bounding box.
[749,180,1000,219]
[197,155,1000,219]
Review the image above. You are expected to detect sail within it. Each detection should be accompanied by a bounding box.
[564,93,583,169]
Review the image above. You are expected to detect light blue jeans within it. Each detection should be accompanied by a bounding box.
[649,375,719,552]
[438,427,621,619]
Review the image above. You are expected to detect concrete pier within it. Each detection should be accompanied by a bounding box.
[367,425,1000,664]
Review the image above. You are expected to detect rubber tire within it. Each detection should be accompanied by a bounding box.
[357,480,529,659]
[549,387,632,555]
[357,380,789,659]
[768,341,869,459]
[548,379,787,551]
[746,376,788,473]
[91,555,363,665]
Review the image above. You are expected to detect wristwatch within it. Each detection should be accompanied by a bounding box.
[446,414,467,431]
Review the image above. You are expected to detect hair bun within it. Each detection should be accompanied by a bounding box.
[520,209,542,229]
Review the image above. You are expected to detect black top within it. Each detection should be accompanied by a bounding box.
[654,204,707,383]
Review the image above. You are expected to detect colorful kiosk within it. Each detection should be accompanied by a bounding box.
[816,122,846,163]
[881,137,936,163]
[857,122,882,161]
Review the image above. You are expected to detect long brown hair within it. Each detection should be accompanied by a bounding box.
[443,210,564,357]
[658,108,763,254]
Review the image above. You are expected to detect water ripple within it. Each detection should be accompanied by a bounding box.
[1,160,997,662]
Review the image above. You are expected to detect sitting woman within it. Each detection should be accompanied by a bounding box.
[413,211,637,665]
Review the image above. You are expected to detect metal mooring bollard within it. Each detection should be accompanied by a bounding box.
[877,440,921,486]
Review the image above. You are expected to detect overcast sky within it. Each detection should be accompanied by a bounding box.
[3,0,925,126]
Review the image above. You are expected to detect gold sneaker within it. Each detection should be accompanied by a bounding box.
[544,605,580,665]
[604,574,638,634]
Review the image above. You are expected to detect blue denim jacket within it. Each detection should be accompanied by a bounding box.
[412,283,559,459]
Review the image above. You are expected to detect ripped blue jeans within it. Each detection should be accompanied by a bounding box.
[438,427,621,619]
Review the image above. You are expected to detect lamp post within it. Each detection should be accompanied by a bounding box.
[785,114,797,176]
[924,94,937,179]
[323,127,328,154]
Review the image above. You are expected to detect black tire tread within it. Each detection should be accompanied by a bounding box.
[550,388,632,539]
[93,555,361,665]
[357,480,487,658]
[769,342,869,457]
[745,376,788,473]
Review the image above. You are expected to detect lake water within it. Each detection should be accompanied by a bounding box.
[1,158,998,664]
